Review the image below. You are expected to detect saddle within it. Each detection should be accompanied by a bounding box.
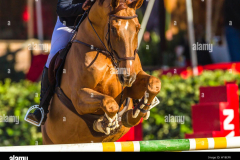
[47,42,130,137]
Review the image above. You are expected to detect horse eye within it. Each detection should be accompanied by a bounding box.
[136,24,141,33]
[111,27,117,34]
[137,27,141,33]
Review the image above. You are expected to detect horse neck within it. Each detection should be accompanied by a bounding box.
[76,5,109,50]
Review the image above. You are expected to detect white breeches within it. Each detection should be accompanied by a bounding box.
[45,17,75,68]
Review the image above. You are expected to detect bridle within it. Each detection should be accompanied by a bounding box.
[73,11,138,68]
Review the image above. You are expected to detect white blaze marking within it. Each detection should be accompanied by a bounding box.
[125,21,129,30]
[129,60,132,66]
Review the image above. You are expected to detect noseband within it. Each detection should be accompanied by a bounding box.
[73,12,138,68]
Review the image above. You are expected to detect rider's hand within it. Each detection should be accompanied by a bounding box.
[82,0,92,11]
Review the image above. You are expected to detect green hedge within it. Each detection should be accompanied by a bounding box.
[1,70,240,145]
[0,79,42,146]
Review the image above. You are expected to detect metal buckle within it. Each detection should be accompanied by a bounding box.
[24,105,44,127]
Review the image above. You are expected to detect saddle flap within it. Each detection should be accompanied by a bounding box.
[48,51,60,86]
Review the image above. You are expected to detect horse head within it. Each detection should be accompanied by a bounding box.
[89,0,144,87]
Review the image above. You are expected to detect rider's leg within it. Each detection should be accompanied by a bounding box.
[26,17,75,125]
[27,66,53,123]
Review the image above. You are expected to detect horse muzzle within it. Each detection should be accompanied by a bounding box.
[119,73,136,87]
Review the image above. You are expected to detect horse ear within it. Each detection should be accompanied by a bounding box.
[134,0,144,9]
[127,0,144,9]
[110,0,120,9]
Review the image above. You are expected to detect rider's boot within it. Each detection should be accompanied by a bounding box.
[26,66,54,126]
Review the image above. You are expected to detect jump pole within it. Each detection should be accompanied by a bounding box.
[0,137,239,152]
[138,0,155,47]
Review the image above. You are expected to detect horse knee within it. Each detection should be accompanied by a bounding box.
[101,97,119,118]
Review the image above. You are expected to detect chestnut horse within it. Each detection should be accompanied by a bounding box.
[42,0,161,144]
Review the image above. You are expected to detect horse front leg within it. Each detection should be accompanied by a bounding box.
[122,70,161,127]
[71,88,120,135]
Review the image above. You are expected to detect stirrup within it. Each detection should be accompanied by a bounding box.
[24,105,44,127]
[149,97,160,110]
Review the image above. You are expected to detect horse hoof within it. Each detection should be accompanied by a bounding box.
[93,113,120,135]
[93,119,105,133]
[121,111,134,128]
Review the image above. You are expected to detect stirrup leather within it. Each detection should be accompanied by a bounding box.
[24,105,44,127]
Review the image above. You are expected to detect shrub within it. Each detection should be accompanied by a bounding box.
[0,79,41,146]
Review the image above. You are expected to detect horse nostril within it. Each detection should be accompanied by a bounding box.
[119,74,124,83]
[118,73,136,86]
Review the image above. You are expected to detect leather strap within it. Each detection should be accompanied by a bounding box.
[55,87,76,114]
[112,49,137,61]
[72,39,111,57]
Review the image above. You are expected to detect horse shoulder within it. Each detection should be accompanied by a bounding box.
[84,51,112,68]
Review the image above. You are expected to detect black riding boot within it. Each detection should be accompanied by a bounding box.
[26,67,54,126]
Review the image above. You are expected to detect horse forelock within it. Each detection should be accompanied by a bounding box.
[98,0,138,15]
[99,0,105,5]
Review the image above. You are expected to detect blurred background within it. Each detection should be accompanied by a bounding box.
[0,0,240,146]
